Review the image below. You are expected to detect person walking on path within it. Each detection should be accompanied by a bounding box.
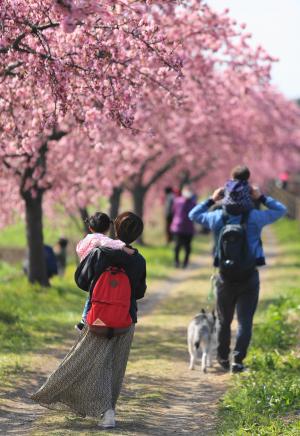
[164,186,175,244]
[55,237,69,276]
[31,212,146,429]
[171,185,196,268]
[189,166,287,373]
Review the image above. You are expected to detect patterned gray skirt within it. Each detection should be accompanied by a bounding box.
[31,325,135,418]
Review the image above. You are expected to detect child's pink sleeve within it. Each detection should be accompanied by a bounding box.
[76,234,125,261]
[76,236,91,261]
[100,236,125,250]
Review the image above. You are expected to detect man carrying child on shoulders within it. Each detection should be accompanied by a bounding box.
[189,165,287,373]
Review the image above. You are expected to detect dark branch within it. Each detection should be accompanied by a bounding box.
[144,156,177,191]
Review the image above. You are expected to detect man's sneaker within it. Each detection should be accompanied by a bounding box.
[75,321,85,332]
[100,409,116,429]
[231,363,245,374]
[217,357,230,371]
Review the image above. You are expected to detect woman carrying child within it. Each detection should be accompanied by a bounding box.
[75,211,134,330]
[31,212,146,429]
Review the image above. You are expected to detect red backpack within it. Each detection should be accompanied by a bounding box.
[87,266,132,336]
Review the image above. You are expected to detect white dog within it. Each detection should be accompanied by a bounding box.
[187,309,217,373]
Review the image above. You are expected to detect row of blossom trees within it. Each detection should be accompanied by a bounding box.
[1,1,300,285]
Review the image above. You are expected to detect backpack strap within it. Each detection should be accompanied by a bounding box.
[222,209,250,227]
[221,209,230,225]
[241,210,250,225]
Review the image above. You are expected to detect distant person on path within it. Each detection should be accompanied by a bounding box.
[278,171,289,190]
[55,238,69,276]
[75,212,134,331]
[171,185,196,268]
[164,186,175,244]
[44,245,58,278]
[31,212,147,429]
[189,166,287,373]
[23,244,58,279]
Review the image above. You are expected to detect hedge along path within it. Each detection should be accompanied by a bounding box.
[0,231,278,435]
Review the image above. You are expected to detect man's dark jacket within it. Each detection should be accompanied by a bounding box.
[75,247,147,323]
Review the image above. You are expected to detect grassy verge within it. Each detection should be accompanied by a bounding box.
[0,267,85,383]
[218,219,300,435]
[0,260,21,279]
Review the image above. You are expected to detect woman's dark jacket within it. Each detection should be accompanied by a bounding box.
[75,247,147,323]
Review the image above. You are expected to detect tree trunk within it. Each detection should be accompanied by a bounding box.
[132,185,146,219]
[132,185,147,244]
[24,192,49,286]
[109,187,123,238]
[179,169,191,190]
[79,207,89,233]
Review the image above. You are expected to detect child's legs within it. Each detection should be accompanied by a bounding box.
[81,298,91,322]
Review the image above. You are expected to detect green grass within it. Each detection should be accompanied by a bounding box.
[274,218,300,244]
[218,218,300,435]
[0,260,20,279]
[142,244,174,281]
[0,269,86,354]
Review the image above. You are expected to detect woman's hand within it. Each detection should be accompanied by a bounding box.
[123,246,135,255]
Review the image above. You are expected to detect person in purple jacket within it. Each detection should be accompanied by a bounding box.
[189,166,287,373]
[171,185,196,268]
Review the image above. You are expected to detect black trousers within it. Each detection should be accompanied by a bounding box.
[165,215,173,243]
[216,270,259,364]
[173,233,193,267]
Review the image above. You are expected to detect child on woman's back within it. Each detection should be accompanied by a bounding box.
[75,212,134,331]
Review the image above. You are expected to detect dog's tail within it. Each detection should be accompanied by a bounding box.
[193,328,203,350]
[194,325,210,352]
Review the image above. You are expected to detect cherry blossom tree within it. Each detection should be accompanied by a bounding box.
[1,0,184,284]
[1,0,300,284]
[101,78,300,230]
[0,70,65,283]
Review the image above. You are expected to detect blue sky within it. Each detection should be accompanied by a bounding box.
[208,0,300,99]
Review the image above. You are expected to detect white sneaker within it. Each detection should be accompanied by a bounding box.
[101,409,116,429]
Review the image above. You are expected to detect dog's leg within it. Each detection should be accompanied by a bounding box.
[207,344,212,367]
[189,351,196,370]
[188,342,195,370]
[207,345,212,368]
[201,350,207,373]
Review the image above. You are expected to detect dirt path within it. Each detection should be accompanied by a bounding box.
[0,232,279,435]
